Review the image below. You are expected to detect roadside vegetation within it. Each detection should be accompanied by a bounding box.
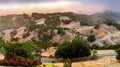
[0,41,56,67]
[104,19,120,30]
[55,36,91,59]
[89,44,120,50]
[89,50,98,60]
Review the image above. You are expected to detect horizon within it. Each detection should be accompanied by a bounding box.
[0,0,119,15]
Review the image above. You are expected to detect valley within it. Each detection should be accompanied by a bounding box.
[0,11,120,67]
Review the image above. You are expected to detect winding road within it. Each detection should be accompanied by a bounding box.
[41,53,117,63]
[65,26,115,46]
[101,28,116,45]
[96,39,104,46]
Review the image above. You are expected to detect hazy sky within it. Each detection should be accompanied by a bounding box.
[0,0,119,15]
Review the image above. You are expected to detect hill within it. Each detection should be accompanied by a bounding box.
[0,11,119,45]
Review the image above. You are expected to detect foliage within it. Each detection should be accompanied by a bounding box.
[55,37,91,59]
[87,35,96,42]
[4,43,27,60]
[104,19,113,26]
[104,19,120,30]
[31,13,46,20]
[45,64,57,67]
[57,28,66,35]
[28,24,46,31]
[23,32,30,39]
[63,59,72,67]
[90,44,120,50]
[36,64,57,67]
[0,56,31,66]
[0,41,39,61]
[38,42,52,50]
[90,44,101,50]
[116,49,120,61]
[45,15,60,26]
[10,37,20,42]
[89,50,98,60]
[10,30,17,37]
[0,56,42,66]
[22,41,39,61]
[94,24,100,29]
[62,20,72,24]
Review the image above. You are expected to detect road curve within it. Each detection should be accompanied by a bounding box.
[101,28,116,45]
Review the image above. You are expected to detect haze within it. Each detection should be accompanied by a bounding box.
[0,0,119,15]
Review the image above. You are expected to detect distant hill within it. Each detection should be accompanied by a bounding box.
[103,11,120,23]
[0,12,113,31]
[0,11,119,44]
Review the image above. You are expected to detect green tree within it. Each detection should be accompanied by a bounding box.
[104,19,113,26]
[0,41,39,61]
[94,24,100,29]
[55,37,91,59]
[87,35,96,42]
[116,49,120,61]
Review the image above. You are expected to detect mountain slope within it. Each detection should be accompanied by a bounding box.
[0,11,119,44]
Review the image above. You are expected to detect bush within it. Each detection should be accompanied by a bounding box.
[104,19,120,30]
[94,24,100,29]
[90,44,120,50]
[89,50,98,60]
[90,44,100,50]
[63,59,72,67]
[23,32,30,39]
[104,19,113,26]
[36,64,56,67]
[116,49,120,61]
[0,41,39,61]
[87,35,96,42]
[0,56,42,66]
[55,37,91,59]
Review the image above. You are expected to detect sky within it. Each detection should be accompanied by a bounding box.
[0,0,119,15]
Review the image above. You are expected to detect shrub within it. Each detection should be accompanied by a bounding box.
[90,44,100,50]
[89,43,120,50]
[87,35,96,42]
[35,64,56,67]
[63,59,72,67]
[46,64,57,67]
[55,37,91,59]
[51,61,55,63]
[0,56,42,66]
[23,32,30,39]
[116,49,120,61]
[89,50,98,60]
[104,19,113,26]
[104,19,120,30]
[0,41,39,61]
[94,24,100,29]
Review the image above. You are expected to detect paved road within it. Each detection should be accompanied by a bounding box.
[98,53,116,58]
[41,53,117,63]
[101,28,116,45]
[96,39,104,46]
[82,26,104,46]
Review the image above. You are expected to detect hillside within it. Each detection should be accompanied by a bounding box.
[0,12,119,45]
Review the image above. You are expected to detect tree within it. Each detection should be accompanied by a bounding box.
[87,35,96,42]
[55,37,91,59]
[0,41,39,61]
[90,44,98,49]
[116,49,120,61]
[94,24,100,29]
[104,19,113,26]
